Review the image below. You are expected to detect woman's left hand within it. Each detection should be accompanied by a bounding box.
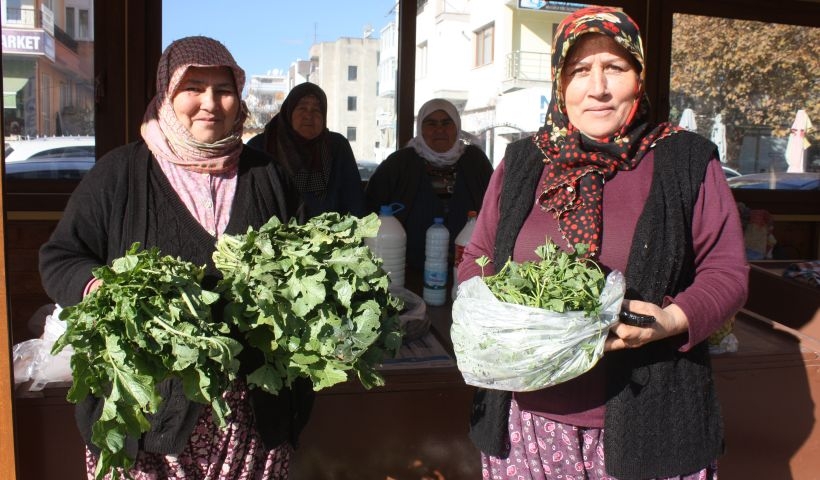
[604,300,689,351]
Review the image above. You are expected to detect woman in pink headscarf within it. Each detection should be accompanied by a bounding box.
[40,36,310,479]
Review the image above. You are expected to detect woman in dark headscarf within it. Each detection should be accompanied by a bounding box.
[40,36,310,479]
[457,7,748,479]
[247,82,365,218]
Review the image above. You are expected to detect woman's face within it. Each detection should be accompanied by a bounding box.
[172,66,240,143]
[291,95,324,140]
[421,109,457,153]
[561,34,640,141]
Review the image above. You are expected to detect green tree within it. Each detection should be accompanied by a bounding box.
[669,14,819,169]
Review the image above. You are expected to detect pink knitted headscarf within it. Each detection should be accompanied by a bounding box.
[141,36,248,173]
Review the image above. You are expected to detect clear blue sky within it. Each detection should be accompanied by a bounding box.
[162,1,397,79]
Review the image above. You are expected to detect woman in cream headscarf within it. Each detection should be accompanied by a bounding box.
[365,98,493,270]
[40,36,310,479]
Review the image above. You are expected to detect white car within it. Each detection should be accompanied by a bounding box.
[4,136,96,180]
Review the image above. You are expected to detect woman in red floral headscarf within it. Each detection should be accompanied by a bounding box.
[457,7,748,479]
[40,36,310,479]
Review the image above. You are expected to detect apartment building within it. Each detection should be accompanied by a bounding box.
[2,0,94,137]
[307,35,392,162]
[414,0,571,165]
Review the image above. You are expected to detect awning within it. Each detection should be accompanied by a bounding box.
[3,77,30,108]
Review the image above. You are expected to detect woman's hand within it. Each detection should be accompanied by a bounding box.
[604,300,689,351]
[84,278,103,297]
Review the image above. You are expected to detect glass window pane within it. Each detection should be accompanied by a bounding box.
[65,7,75,38]
[2,1,95,180]
[670,14,820,190]
[162,0,398,168]
[78,10,89,40]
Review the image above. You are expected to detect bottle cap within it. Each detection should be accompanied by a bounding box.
[380,203,405,216]
[433,217,444,224]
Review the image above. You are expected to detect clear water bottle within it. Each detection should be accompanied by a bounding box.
[364,204,406,288]
[452,210,478,299]
[423,217,449,306]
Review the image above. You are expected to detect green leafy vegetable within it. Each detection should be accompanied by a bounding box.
[450,239,619,391]
[477,240,606,316]
[213,212,403,394]
[52,243,242,480]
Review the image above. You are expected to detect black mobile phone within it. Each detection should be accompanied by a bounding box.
[619,310,656,327]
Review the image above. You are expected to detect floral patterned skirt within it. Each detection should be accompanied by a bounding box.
[483,398,718,480]
[85,381,291,480]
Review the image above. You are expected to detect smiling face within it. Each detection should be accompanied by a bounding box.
[421,109,457,153]
[560,34,640,141]
[172,66,240,143]
[291,94,325,140]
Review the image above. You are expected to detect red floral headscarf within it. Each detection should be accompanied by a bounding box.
[534,7,681,256]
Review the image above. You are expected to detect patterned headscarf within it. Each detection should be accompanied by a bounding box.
[406,98,466,167]
[535,7,681,256]
[141,36,248,174]
[260,82,331,195]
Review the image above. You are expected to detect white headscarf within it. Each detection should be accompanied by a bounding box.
[406,98,466,167]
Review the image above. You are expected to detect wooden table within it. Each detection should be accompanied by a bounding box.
[13,288,820,480]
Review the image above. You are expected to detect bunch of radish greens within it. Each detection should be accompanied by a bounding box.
[213,212,403,394]
[52,212,402,479]
[52,243,241,480]
[477,240,605,315]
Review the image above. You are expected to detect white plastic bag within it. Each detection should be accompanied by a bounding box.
[451,271,625,392]
[389,286,429,341]
[11,305,73,391]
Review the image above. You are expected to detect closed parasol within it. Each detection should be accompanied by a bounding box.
[711,114,728,164]
[679,108,697,132]
[785,109,812,173]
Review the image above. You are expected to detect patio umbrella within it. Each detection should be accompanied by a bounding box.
[679,108,697,132]
[711,114,728,163]
[785,109,812,173]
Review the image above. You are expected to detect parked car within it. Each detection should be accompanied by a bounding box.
[726,172,820,190]
[722,165,741,179]
[357,160,380,182]
[3,136,96,180]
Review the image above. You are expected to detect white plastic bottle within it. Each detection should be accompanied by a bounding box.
[423,217,449,306]
[452,210,478,299]
[364,204,406,288]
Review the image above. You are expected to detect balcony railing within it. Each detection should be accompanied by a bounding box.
[4,7,36,27]
[506,50,550,82]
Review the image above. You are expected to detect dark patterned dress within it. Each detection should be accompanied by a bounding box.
[85,380,292,480]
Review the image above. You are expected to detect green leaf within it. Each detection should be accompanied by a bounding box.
[214,212,404,396]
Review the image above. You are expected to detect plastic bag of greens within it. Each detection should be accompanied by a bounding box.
[451,270,625,392]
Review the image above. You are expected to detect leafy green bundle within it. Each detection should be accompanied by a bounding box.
[451,240,620,392]
[477,240,606,316]
[213,212,403,394]
[51,243,242,480]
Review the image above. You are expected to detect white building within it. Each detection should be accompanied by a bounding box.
[376,10,399,160]
[246,0,572,165]
[308,34,392,162]
[244,70,288,134]
[414,0,571,165]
